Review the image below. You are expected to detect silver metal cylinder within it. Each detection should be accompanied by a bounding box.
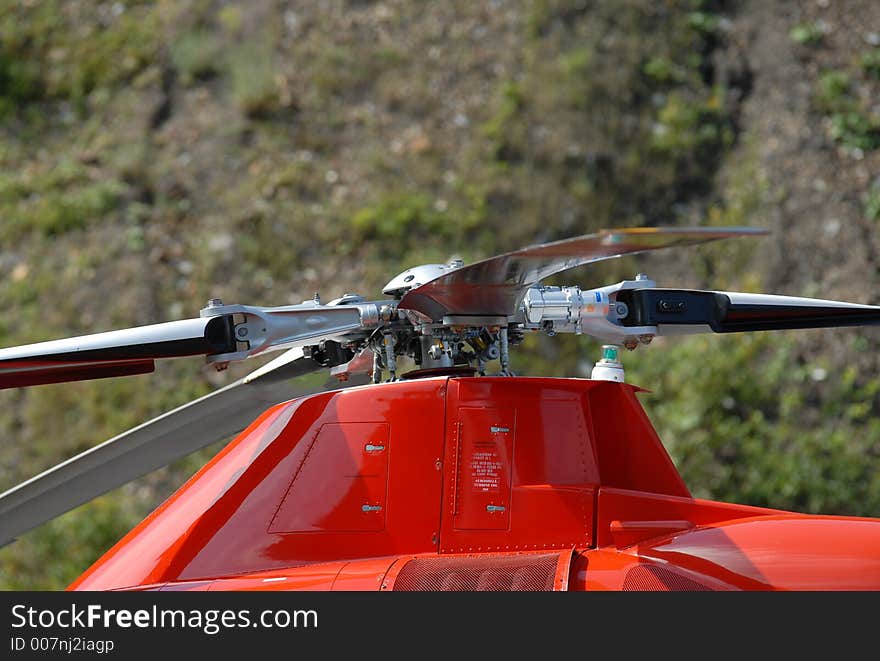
[523,286,584,324]
[358,304,381,327]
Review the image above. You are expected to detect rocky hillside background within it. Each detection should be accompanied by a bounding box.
[1,0,880,588]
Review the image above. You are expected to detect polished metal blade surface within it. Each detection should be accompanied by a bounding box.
[398,227,767,320]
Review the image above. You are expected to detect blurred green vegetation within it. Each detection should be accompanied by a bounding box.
[862,49,880,81]
[629,334,880,513]
[170,30,224,84]
[0,0,160,113]
[789,22,825,47]
[867,182,880,222]
[0,0,878,590]
[814,64,880,153]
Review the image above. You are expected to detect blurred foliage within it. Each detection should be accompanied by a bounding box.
[867,182,880,222]
[0,0,878,590]
[814,64,880,153]
[228,41,281,118]
[170,30,224,84]
[0,158,127,242]
[627,334,880,514]
[0,0,160,113]
[789,22,825,46]
[862,49,880,81]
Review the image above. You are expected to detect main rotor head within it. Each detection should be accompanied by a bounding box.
[4,225,878,390]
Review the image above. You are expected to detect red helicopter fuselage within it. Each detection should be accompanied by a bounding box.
[70,376,880,591]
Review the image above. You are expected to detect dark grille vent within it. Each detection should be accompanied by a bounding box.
[392,553,558,591]
[622,564,713,591]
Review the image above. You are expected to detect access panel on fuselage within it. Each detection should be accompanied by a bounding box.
[453,408,515,530]
[142,379,449,581]
[269,422,389,533]
[440,378,599,554]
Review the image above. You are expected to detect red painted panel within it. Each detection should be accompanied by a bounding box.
[173,380,445,578]
[636,515,880,590]
[587,384,690,497]
[595,486,785,548]
[609,519,694,548]
[157,581,212,591]
[71,399,302,590]
[66,375,880,593]
[453,408,514,530]
[207,565,341,591]
[331,557,399,591]
[72,380,447,588]
[269,422,390,533]
[440,378,597,553]
[508,485,594,548]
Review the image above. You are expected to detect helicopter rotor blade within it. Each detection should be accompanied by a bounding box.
[616,289,880,334]
[0,347,371,546]
[0,317,236,389]
[398,227,767,321]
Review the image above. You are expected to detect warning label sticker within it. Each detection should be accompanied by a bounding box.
[471,444,502,492]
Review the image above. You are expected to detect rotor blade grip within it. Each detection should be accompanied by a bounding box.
[617,289,727,330]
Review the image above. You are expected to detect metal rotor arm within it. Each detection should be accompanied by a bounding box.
[512,279,880,346]
[198,297,382,366]
[0,297,384,389]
